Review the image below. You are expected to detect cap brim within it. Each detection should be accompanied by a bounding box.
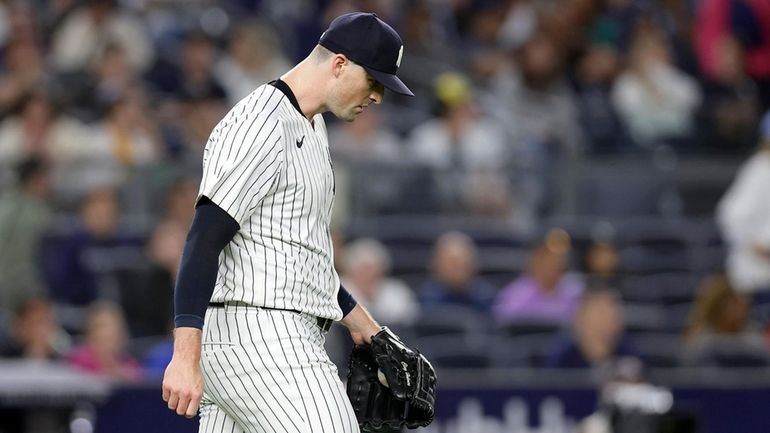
[365,67,414,97]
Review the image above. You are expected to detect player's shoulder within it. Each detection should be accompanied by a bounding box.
[211,85,288,139]
[231,84,289,120]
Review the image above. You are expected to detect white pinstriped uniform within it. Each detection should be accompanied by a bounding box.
[196,82,358,433]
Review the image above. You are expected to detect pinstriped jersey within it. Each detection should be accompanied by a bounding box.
[198,81,342,321]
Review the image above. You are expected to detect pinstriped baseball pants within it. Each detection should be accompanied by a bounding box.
[199,305,359,433]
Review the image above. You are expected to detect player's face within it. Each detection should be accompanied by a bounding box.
[330,60,384,121]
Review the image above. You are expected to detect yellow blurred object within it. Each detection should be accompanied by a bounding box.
[434,72,471,106]
[113,128,133,166]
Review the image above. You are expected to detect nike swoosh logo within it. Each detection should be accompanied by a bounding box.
[296,136,304,148]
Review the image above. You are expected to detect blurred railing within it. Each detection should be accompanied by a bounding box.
[2,361,770,433]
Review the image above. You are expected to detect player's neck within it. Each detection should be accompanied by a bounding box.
[281,63,326,122]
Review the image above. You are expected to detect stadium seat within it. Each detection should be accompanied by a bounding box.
[623,303,669,334]
[632,333,682,368]
[619,272,699,305]
[489,333,557,368]
[691,339,770,368]
[411,305,490,338]
[413,334,493,369]
[619,245,690,274]
[496,317,567,337]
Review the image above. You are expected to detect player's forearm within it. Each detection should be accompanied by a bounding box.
[341,303,381,345]
[174,197,239,329]
[173,327,203,361]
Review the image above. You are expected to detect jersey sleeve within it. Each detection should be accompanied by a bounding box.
[198,113,285,225]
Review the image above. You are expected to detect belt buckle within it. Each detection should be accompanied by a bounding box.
[316,317,332,333]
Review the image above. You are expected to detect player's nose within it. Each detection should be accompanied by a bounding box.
[369,85,384,105]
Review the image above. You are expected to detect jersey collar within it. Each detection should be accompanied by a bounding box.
[269,79,304,118]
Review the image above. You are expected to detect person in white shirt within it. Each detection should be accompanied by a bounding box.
[717,111,770,295]
[409,72,512,215]
[341,238,420,326]
[611,26,701,147]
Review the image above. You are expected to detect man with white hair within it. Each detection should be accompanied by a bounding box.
[341,238,420,326]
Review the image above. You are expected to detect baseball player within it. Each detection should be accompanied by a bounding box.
[162,12,414,433]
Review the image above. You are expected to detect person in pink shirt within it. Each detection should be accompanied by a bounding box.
[493,230,584,323]
[67,300,141,382]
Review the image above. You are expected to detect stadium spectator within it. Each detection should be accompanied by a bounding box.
[215,21,291,106]
[341,238,419,327]
[0,297,69,360]
[50,0,153,73]
[699,35,760,153]
[611,23,701,147]
[717,112,770,297]
[418,231,496,312]
[116,175,192,337]
[156,77,228,173]
[68,43,141,121]
[0,91,90,168]
[409,72,512,216]
[499,32,584,155]
[695,0,770,110]
[494,229,585,323]
[0,157,53,311]
[394,0,460,110]
[132,178,195,367]
[117,221,183,338]
[42,188,144,306]
[160,176,198,231]
[583,238,621,291]
[328,107,404,215]
[544,289,635,368]
[0,36,48,116]
[90,88,162,170]
[174,30,227,103]
[682,274,770,367]
[491,31,584,216]
[572,43,628,154]
[67,300,141,381]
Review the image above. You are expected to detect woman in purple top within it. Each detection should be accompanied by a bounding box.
[493,236,585,323]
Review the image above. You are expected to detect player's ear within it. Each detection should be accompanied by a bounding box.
[331,54,347,78]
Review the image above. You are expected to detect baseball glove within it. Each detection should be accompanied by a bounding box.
[346,327,437,431]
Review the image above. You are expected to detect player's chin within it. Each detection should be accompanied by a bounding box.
[341,108,362,122]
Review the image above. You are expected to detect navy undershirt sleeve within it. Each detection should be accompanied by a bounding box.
[174,197,239,329]
[337,284,358,317]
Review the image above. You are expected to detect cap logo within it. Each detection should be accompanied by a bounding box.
[396,45,403,69]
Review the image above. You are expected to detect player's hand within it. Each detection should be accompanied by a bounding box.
[341,304,381,345]
[162,355,204,418]
[162,327,204,418]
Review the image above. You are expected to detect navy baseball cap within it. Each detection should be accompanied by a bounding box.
[319,12,414,97]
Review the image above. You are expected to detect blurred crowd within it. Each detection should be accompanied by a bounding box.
[1,0,770,386]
